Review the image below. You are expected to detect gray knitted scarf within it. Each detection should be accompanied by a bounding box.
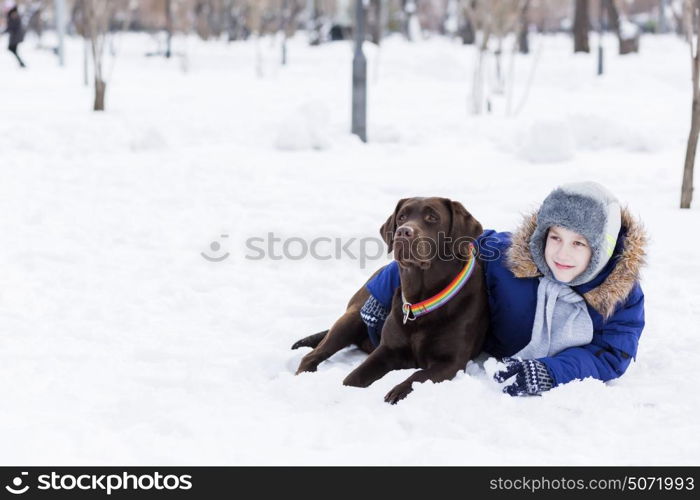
[514,276,594,359]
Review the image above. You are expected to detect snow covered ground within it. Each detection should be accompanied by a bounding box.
[0,31,698,465]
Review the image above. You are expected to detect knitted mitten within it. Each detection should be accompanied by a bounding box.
[494,358,554,397]
[360,295,389,347]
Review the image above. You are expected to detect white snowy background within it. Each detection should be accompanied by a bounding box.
[0,31,698,465]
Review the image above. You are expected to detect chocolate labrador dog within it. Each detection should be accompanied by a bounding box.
[292,197,489,404]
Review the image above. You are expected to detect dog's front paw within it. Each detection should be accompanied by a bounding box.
[295,353,321,375]
[384,382,413,405]
[343,371,368,387]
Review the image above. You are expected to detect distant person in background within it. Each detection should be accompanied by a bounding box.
[5,5,26,68]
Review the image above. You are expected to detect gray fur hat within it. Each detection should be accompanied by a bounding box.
[529,181,621,286]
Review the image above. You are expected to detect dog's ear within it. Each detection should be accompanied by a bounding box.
[448,200,483,259]
[380,198,408,253]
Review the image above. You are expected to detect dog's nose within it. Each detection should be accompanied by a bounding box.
[395,225,414,239]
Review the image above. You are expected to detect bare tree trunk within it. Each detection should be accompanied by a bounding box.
[605,0,619,31]
[574,0,590,53]
[352,0,367,142]
[307,0,321,45]
[469,20,491,114]
[494,42,504,94]
[94,78,106,110]
[472,47,487,113]
[658,0,669,33]
[681,0,700,208]
[608,0,639,55]
[488,1,522,96]
[683,101,699,208]
[460,15,475,44]
[281,0,289,65]
[84,0,112,111]
[369,0,382,44]
[463,0,488,113]
[463,0,522,114]
[83,37,89,86]
[518,0,530,54]
[165,0,173,58]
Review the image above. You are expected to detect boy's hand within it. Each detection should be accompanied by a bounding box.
[494,358,554,396]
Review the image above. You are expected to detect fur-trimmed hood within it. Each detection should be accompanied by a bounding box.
[506,206,647,319]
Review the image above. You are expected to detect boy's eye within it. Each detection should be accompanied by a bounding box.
[549,235,560,241]
[574,241,587,247]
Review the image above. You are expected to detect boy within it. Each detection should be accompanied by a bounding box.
[361,182,647,396]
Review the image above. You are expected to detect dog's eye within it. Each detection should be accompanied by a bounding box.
[398,214,407,222]
[426,213,439,223]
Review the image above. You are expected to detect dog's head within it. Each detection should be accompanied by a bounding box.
[380,197,483,270]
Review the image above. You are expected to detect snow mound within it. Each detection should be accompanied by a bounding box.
[568,113,663,153]
[370,124,402,143]
[516,118,576,163]
[275,101,332,151]
[130,126,168,152]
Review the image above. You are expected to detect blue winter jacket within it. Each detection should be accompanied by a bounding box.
[366,208,647,387]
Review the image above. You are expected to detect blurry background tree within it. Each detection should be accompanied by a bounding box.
[164,0,173,57]
[574,0,589,51]
[368,0,383,44]
[7,0,680,113]
[518,0,531,53]
[82,0,111,111]
[77,0,134,110]
[247,0,270,76]
[462,0,524,114]
[682,0,698,208]
[280,0,306,64]
[17,0,672,47]
[602,0,641,55]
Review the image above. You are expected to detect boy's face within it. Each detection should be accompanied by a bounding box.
[544,225,592,283]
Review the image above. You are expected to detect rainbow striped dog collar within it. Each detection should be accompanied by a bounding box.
[401,243,477,325]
